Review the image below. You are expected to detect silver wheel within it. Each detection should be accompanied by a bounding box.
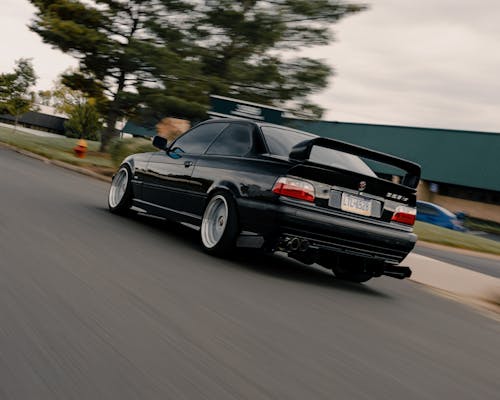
[201,195,229,249]
[109,167,129,208]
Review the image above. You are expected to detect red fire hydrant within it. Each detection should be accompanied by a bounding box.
[74,138,88,158]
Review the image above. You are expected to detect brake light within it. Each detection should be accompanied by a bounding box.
[391,206,416,225]
[272,177,315,202]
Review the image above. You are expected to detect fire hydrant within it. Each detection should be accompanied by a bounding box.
[73,138,88,158]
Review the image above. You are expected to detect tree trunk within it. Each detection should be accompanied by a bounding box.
[100,112,119,152]
[100,70,127,152]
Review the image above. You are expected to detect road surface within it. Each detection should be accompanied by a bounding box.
[1,147,499,399]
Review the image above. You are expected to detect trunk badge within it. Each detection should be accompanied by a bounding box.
[358,181,366,191]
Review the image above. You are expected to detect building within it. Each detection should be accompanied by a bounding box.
[123,95,500,223]
[0,105,67,135]
[287,120,500,223]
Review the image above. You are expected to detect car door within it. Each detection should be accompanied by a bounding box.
[141,122,228,221]
[190,122,261,216]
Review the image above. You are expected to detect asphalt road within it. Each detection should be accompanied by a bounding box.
[414,244,500,279]
[1,147,499,399]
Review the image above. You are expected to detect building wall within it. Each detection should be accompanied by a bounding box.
[417,180,500,223]
[432,194,500,223]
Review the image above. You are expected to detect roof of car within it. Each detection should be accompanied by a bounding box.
[203,118,318,137]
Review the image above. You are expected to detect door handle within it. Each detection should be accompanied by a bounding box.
[184,161,193,168]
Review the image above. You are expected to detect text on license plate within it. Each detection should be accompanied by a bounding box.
[341,193,372,216]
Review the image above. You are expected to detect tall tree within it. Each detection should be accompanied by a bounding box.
[188,0,366,118]
[0,58,37,127]
[29,0,197,151]
[30,0,366,149]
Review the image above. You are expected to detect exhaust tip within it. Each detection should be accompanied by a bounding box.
[288,237,300,251]
[299,239,309,252]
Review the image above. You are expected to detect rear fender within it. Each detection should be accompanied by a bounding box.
[207,181,240,201]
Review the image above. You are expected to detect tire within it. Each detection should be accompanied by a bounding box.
[200,192,239,255]
[108,165,133,214]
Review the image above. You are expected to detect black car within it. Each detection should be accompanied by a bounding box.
[108,119,421,283]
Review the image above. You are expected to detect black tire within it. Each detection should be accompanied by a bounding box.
[108,165,133,214]
[200,191,239,255]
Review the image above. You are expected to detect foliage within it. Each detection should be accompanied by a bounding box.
[0,58,37,124]
[29,0,366,151]
[108,137,156,168]
[49,71,89,116]
[37,70,104,139]
[64,101,102,140]
[29,0,197,151]
[184,0,367,118]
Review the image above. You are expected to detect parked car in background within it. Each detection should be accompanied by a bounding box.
[416,201,466,231]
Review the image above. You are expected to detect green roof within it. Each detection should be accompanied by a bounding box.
[286,120,500,192]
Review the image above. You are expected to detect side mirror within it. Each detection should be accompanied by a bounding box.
[152,135,168,151]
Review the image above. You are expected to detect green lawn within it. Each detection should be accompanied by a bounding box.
[415,221,500,255]
[0,126,114,174]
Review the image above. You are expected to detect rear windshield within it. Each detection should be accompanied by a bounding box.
[261,126,376,177]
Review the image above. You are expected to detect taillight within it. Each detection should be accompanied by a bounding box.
[391,206,416,225]
[272,177,315,202]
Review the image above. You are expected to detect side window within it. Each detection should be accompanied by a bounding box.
[173,122,228,155]
[417,203,439,216]
[206,124,253,157]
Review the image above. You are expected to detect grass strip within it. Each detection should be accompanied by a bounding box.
[415,221,500,256]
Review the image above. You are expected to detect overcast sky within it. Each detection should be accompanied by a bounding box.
[1,0,499,132]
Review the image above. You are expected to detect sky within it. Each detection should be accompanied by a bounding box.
[1,0,499,132]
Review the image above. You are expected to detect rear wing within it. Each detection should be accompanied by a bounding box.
[289,137,421,189]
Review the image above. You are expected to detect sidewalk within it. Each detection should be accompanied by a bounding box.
[406,252,500,314]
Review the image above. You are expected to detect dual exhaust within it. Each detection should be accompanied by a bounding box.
[282,237,310,252]
[278,235,412,280]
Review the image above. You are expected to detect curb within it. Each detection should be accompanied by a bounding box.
[0,141,112,183]
[406,252,500,316]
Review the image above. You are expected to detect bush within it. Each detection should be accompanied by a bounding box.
[64,102,102,140]
[109,137,156,168]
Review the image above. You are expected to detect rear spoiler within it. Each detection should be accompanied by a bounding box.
[289,137,421,189]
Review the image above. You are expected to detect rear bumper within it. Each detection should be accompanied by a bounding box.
[237,198,417,263]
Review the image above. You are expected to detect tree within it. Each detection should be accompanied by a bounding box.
[0,58,37,127]
[43,70,103,139]
[64,101,102,140]
[188,1,366,118]
[138,1,366,120]
[29,0,197,151]
[29,0,366,150]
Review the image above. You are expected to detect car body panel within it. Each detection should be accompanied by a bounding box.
[118,118,421,269]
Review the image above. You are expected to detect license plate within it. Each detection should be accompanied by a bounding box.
[341,193,372,216]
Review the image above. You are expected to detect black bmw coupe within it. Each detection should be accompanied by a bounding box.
[108,119,421,283]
